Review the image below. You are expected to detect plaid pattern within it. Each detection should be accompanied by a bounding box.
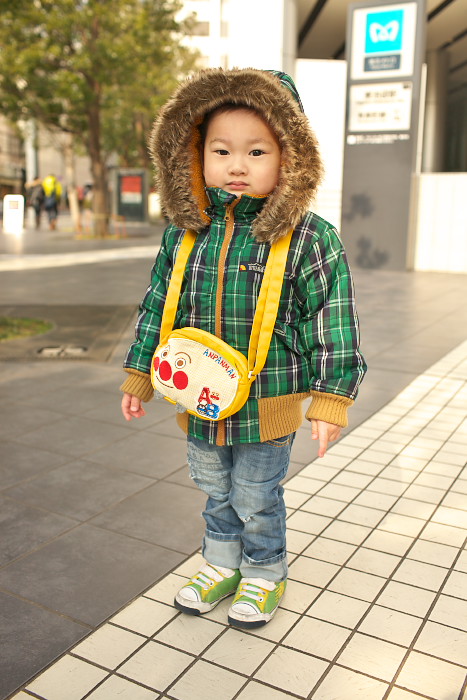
[124,188,366,444]
[266,70,305,113]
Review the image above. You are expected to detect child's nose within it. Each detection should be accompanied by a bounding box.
[229,156,247,174]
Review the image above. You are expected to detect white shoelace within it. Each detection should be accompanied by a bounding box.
[191,564,233,591]
[237,578,275,602]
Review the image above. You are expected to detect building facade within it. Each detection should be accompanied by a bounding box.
[0,116,24,201]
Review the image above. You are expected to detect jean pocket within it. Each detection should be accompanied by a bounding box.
[264,433,294,447]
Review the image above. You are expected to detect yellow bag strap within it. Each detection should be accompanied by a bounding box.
[159,230,197,344]
[159,228,293,377]
[248,229,293,378]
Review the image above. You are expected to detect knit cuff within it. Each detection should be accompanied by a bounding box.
[120,369,154,403]
[305,391,354,428]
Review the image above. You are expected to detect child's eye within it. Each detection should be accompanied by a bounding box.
[215,149,229,156]
[250,149,265,157]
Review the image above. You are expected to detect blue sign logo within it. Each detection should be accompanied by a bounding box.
[365,9,404,54]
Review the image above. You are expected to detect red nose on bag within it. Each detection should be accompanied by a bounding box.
[159,360,172,381]
[173,371,189,390]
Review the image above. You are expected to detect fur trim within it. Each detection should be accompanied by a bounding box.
[149,68,324,244]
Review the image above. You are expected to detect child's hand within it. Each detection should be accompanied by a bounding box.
[121,392,146,421]
[311,419,341,458]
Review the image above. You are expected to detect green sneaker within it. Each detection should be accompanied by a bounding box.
[174,563,241,615]
[228,578,287,628]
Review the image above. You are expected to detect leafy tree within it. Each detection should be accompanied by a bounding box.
[0,0,198,235]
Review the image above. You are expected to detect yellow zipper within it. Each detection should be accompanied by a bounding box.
[214,201,237,338]
[215,200,237,446]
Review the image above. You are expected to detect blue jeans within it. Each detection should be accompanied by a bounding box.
[187,434,295,582]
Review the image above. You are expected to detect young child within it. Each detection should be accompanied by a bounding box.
[121,68,366,629]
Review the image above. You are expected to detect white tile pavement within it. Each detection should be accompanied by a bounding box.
[12,341,467,700]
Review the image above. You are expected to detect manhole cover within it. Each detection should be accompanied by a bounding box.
[37,345,88,358]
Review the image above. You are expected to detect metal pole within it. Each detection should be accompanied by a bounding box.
[24,119,39,228]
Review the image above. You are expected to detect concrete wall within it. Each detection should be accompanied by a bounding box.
[296,59,347,230]
[224,0,296,74]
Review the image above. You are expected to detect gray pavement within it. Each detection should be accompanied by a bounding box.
[1,213,466,699]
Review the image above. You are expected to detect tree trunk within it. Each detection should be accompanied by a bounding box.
[136,114,149,168]
[63,133,81,234]
[88,99,108,238]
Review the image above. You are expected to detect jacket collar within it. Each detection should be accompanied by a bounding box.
[205,187,267,222]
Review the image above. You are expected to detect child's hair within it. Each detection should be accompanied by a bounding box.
[198,102,267,144]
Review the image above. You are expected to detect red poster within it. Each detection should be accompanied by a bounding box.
[121,176,142,203]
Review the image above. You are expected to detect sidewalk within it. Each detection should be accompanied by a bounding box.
[10,342,467,700]
[1,219,466,699]
[0,212,164,256]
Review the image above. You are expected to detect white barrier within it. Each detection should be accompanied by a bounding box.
[410,173,467,273]
[2,194,25,235]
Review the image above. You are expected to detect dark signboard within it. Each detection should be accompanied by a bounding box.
[341,0,426,270]
[116,170,148,222]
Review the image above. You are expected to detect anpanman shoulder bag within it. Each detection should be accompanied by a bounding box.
[151,229,292,421]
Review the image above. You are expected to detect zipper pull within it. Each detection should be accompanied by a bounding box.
[224,201,237,222]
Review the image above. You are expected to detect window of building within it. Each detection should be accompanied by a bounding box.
[192,21,210,36]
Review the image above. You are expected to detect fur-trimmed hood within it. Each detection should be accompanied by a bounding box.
[149,68,323,244]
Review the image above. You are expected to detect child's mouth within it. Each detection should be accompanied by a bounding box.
[228,182,248,190]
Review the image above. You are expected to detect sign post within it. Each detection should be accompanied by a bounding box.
[2,194,25,235]
[341,0,426,270]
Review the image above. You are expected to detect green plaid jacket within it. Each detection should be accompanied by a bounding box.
[124,188,366,443]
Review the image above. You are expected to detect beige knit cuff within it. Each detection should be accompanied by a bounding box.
[305,390,354,428]
[120,369,154,403]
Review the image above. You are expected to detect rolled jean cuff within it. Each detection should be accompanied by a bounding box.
[241,551,288,583]
[203,531,242,570]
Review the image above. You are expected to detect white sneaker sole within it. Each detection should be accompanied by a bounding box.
[174,589,236,615]
[228,605,278,629]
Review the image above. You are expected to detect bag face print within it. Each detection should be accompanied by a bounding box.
[150,328,252,421]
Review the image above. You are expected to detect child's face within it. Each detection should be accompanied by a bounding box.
[203,108,281,197]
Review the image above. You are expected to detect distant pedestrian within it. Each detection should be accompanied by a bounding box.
[25,176,44,229]
[42,174,62,230]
